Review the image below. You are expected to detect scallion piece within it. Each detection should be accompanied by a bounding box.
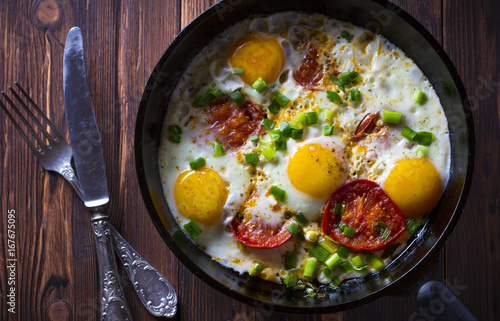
[209,88,223,100]
[192,89,212,108]
[329,74,345,93]
[290,112,307,130]
[183,219,202,238]
[189,157,206,170]
[305,231,318,242]
[336,245,350,259]
[261,118,276,129]
[322,109,334,122]
[319,239,338,254]
[327,90,343,104]
[401,126,418,141]
[270,186,286,202]
[249,262,264,276]
[283,273,298,287]
[381,110,402,124]
[337,222,347,231]
[244,153,259,164]
[413,90,426,104]
[212,141,226,157]
[415,131,434,147]
[322,267,333,280]
[351,255,365,268]
[293,212,308,227]
[168,125,182,135]
[405,218,421,235]
[233,68,244,75]
[343,227,356,238]
[285,251,297,269]
[334,203,345,216]
[340,71,360,85]
[303,258,317,278]
[325,253,342,270]
[381,227,391,240]
[287,222,300,236]
[329,276,342,288]
[252,77,269,93]
[340,261,353,272]
[268,101,280,114]
[230,90,246,105]
[280,121,292,137]
[250,134,259,142]
[341,30,354,42]
[275,140,287,151]
[262,146,277,160]
[416,146,429,158]
[367,255,384,270]
[374,221,387,236]
[290,129,303,140]
[273,92,290,107]
[306,111,318,124]
[323,125,334,136]
[168,132,181,143]
[309,243,330,263]
[348,90,361,101]
[269,129,282,141]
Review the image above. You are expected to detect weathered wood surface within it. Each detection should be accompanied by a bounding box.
[0,0,498,320]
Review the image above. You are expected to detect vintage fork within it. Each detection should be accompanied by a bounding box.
[0,83,177,318]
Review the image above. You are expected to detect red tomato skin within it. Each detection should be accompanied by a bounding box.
[230,217,291,248]
[292,45,324,90]
[322,179,405,252]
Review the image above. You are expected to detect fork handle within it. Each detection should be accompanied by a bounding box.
[61,164,84,200]
[91,211,133,321]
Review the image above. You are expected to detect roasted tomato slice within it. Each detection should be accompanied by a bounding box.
[353,111,379,139]
[322,179,405,252]
[206,96,263,150]
[230,217,292,248]
[293,45,324,90]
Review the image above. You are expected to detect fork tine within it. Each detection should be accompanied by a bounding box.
[8,86,56,145]
[0,98,41,155]
[15,82,65,141]
[1,91,47,149]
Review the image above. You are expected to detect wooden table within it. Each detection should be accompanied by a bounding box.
[1,0,498,320]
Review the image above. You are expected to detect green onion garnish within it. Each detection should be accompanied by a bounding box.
[290,129,303,140]
[285,251,297,269]
[309,243,330,263]
[329,276,342,288]
[261,118,276,129]
[210,88,223,100]
[273,92,290,107]
[416,146,429,158]
[212,141,226,157]
[415,131,434,147]
[250,134,259,142]
[270,186,286,202]
[183,219,202,238]
[169,125,182,135]
[343,227,356,238]
[381,228,391,240]
[340,261,353,272]
[269,129,282,141]
[339,71,360,85]
[192,89,213,108]
[293,212,308,227]
[323,125,334,136]
[280,121,292,137]
[322,109,334,122]
[268,101,280,114]
[334,203,345,216]
[249,262,264,276]
[233,68,244,75]
[323,266,333,278]
[306,111,318,124]
[337,222,347,231]
[189,157,206,170]
[374,221,387,236]
[367,255,384,270]
[319,239,338,254]
[287,222,300,236]
[336,245,350,259]
[168,133,181,143]
[327,90,343,104]
[305,231,318,242]
[303,258,317,278]
[405,218,421,235]
[230,90,246,105]
[252,77,269,93]
[262,146,277,160]
[381,110,402,124]
[283,273,298,287]
[290,112,307,130]
[244,153,259,164]
[329,74,345,93]
[413,90,426,104]
[325,253,342,270]
[341,30,354,42]
[275,140,287,151]
[168,125,182,143]
[351,255,365,268]
[401,126,418,141]
[348,90,361,101]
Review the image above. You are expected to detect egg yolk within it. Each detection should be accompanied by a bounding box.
[287,144,346,199]
[174,168,228,226]
[384,158,443,217]
[228,34,285,85]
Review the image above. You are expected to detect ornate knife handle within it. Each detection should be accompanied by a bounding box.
[91,212,133,321]
[111,226,178,318]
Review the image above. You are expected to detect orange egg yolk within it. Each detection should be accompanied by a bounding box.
[228,34,285,85]
[287,144,346,199]
[384,158,443,217]
[174,168,228,226]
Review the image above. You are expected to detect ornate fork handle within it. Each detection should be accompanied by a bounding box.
[111,226,178,318]
[60,164,84,200]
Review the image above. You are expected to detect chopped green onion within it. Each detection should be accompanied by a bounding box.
[249,262,264,276]
[336,246,350,259]
[367,255,384,270]
[413,90,426,104]
[322,266,333,278]
[323,125,334,136]
[334,203,345,216]
[192,88,216,108]
[275,140,287,151]
[262,146,277,160]
[305,231,318,242]
[230,90,246,105]
[343,227,356,238]
[340,71,360,85]
[293,212,308,227]
[401,126,418,141]
[290,129,303,140]
[183,219,202,238]
[270,186,286,202]
[261,118,276,129]
[212,141,226,157]
[340,261,353,272]
[283,273,298,287]
[233,68,244,74]
[319,239,339,254]
[381,110,402,124]
[329,74,345,93]
[244,153,259,164]
[351,255,365,268]
[337,222,347,231]
[306,111,318,124]
[273,92,290,107]
[327,90,343,104]
[250,134,259,142]
[329,276,342,288]
[416,146,429,158]
[287,222,300,236]
[189,157,206,170]
[169,125,182,135]
[168,132,181,143]
[348,90,361,101]
[374,221,386,235]
[280,121,292,137]
[285,251,297,269]
[252,77,269,93]
[269,129,282,141]
[405,218,421,235]
[415,131,434,147]
[290,112,307,130]
[309,243,330,263]
[325,253,342,270]
[305,288,317,297]
[303,258,317,278]
[381,227,391,240]
[268,101,280,114]
[237,241,245,251]
[209,88,223,100]
[340,30,354,42]
[322,109,334,122]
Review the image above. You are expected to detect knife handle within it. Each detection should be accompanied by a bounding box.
[91,212,133,321]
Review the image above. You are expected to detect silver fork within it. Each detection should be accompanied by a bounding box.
[0,83,177,318]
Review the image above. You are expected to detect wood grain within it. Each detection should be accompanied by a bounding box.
[0,0,498,320]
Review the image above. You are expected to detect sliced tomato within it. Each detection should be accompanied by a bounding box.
[353,111,379,139]
[322,179,405,252]
[230,217,291,248]
[293,45,324,90]
[206,96,263,150]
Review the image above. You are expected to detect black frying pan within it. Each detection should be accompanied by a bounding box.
[135,0,475,317]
